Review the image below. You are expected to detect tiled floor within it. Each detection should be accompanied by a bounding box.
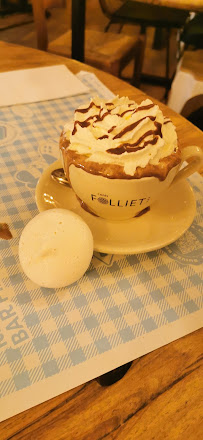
[1,0,179,102]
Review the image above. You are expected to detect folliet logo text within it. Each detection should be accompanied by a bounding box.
[91,194,150,207]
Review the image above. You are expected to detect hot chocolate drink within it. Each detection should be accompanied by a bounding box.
[60,96,181,182]
[59,96,202,220]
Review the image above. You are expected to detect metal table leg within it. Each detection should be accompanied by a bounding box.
[71,0,86,62]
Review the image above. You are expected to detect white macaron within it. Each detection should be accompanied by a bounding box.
[19,209,93,288]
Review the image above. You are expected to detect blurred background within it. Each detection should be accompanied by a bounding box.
[0,0,202,127]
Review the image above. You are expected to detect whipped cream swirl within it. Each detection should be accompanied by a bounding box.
[64,96,178,176]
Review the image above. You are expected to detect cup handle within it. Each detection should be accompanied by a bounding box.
[172,146,203,184]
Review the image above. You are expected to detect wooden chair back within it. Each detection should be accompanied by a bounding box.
[31,0,144,86]
[99,0,124,16]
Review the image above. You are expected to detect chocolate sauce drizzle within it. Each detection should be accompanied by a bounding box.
[98,135,109,140]
[108,125,116,133]
[96,111,110,122]
[72,102,156,136]
[71,101,163,157]
[72,101,159,151]
[72,112,111,135]
[120,108,135,117]
[119,103,155,119]
[75,101,100,114]
[135,103,155,112]
[108,120,162,155]
[108,136,158,155]
[61,98,181,183]
[72,120,91,135]
[113,116,156,140]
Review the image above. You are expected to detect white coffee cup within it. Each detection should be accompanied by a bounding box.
[68,145,203,221]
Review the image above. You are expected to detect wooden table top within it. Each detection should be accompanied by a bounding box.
[134,0,203,12]
[0,41,202,440]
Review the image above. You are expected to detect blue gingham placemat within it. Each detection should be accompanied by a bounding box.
[0,73,202,421]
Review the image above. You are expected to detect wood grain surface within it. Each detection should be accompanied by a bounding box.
[0,41,202,440]
[134,0,203,12]
[1,330,202,440]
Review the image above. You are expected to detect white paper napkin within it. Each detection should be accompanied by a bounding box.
[0,65,89,107]
[168,70,203,113]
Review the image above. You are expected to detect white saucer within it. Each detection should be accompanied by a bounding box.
[35,160,196,255]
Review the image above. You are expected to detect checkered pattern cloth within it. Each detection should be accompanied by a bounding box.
[0,73,202,420]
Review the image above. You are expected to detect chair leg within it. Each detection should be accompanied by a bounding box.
[153,28,166,50]
[32,0,48,51]
[166,28,170,81]
[164,28,171,101]
[118,23,124,33]
[105,20,112,32]
[131,32,146,88]
[71,0,86,62]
